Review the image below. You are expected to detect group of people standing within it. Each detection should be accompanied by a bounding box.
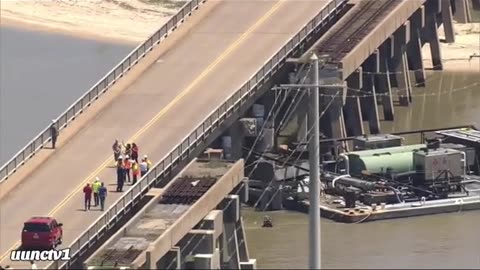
[80,140,153,213]
[82,177,108,211]
[112,139,152,192]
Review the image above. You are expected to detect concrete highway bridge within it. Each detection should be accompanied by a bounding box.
[0,0,477,268]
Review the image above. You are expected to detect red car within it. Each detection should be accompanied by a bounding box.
[21,217,63,250]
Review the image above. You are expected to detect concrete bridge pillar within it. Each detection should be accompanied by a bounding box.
[223,121,244,160]
[407,7,426,87]
[155,247,181,269]
[422,3,444,70]
[360,53,381,135]
[296,92,309,144]
[472,0,480,10]
[389,22,413,106]
[441,0,456,43]
[343,68,365,137]
[319,68,347,139]
[375,46,395,121]
[453,0,472,23]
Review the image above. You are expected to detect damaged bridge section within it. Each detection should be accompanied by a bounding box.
[85,159,254,269]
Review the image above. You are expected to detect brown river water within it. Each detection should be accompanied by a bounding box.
[2,15,480,270]
[244,70,480,269]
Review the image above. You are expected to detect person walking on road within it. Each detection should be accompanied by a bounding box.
[50,120,58,149]
[112,139,121,163]
[131,143,139,162]
[124,156,132,183]
[83,183,92,211]
[29,261,37,269]
[98,182,108,211]
[140,158,148,177]
[131,160,140,185]
[92,177,101,206]
[116,159,125,192]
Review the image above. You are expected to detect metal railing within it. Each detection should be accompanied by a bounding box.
[47,0,348,268]
[0,0,208,183]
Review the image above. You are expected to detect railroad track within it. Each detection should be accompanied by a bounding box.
[317,0,400,60]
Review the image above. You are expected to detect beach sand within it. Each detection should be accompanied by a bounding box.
[0,0,478,71]
[423,22,480,72]
[0,0,185,45]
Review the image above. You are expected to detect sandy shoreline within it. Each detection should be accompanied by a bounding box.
[422,22,480,72]
[0,0,185,45]
[0,1,478,72]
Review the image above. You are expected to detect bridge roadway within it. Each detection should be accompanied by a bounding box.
[0,0,332,267]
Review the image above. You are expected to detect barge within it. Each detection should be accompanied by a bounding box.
[247,125,480,223]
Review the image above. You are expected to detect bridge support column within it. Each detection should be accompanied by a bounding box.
[361,53,381,135]
[390,22,412,106]
[296,92,309,144]
[155,247,182,269]
[425,15,443,70]
[441,0,456,43]
[407,7,426,87]
[320,68,347,139]
[376,46,394,121]
[228,121,245,160]
[221,195,241,269]
[343,69,365,136]
[453,0,472,23]
[472,0,480,10]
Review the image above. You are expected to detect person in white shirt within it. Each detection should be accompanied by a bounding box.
[30,261,37,269]
[139,159,148,177]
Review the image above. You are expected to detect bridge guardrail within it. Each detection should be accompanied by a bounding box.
[47,0,348,268]
[0,0,208,183]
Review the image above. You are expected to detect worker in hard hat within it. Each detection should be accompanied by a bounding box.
[131,160,139,185]
[92,177,102,206]
[144,155,152,171]
[124,155,132,183]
